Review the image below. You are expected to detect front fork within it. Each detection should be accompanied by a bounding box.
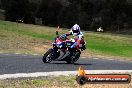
[51,46,59,60]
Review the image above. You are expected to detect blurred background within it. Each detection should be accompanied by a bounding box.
[0,0,132,34]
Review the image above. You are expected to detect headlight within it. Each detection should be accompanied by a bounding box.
[59,45,62,48]
[56,44,62,48]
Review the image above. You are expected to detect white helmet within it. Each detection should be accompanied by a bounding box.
[72,24,80,36]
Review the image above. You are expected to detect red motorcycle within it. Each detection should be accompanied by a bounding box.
[42,34,82,64]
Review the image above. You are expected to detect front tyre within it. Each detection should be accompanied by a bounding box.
[42,49,52,63]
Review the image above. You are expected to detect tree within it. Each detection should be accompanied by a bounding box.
[5,0,30,22]
[47,0,62,26]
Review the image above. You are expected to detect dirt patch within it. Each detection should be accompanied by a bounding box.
[38,82,132,88]
[30,45,52,54]
[0,32,52,54]
[81,50,132,61]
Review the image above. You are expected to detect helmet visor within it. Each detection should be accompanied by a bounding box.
[73,30,79,33]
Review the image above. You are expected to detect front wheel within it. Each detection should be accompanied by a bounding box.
[66,52,80,64]
[42,49,52,63]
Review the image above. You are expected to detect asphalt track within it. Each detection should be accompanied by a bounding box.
[0,53,132,75]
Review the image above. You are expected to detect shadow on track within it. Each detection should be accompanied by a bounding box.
[51,62,92,66]
[74,63,92,66]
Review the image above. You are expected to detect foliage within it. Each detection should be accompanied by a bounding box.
[1,0,132,32]
[4,0,29,21]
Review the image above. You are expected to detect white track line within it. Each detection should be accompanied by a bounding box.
[4,54,9,55]
[15,53,21,55]
[0,70,132,79]
[93,58,99,60]
[81,57,86,58]
[23,55,28,56]
[32,54,39,56]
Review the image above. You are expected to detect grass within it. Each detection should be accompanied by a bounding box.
[0,21,56,40]
[0,76,76,88]
[0,20,132,58]
[85,32,132,58]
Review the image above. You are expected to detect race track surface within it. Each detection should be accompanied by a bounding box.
[0,53,132,75]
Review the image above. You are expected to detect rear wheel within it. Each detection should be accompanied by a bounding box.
[42,49,52,63]
[66,52,80,64]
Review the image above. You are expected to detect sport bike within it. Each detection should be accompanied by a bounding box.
[42,34,86,64]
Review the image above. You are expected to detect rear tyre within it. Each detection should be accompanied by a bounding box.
[66,52,80,64]
[42,49,52,63]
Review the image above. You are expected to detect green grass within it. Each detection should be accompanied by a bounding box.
[0,20,56,40]
[0,76,76,88]
[0,20,132,58]
[85,32,132,57]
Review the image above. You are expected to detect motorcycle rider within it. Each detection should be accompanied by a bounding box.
[55,24,86,58]
[66,24,86,51]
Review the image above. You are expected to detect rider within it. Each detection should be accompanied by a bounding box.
[66,24,86,50]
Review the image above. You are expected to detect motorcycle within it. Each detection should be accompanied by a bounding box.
[42,34,86,64]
